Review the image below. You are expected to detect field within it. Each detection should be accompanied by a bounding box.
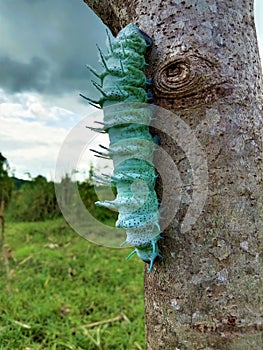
[0,219,145,350]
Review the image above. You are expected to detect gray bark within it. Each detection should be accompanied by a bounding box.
[83,0,263,349]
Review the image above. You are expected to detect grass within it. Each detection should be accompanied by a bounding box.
[0,218,145,349]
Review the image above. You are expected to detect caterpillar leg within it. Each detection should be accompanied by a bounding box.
[126,249,137,260]
[138,29,153,47]
[126,238,162,273]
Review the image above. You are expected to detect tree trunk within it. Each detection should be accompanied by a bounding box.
[83,1,263,349]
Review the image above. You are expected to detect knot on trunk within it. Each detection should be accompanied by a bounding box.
[154,57,201,98]
[153,54,233,109]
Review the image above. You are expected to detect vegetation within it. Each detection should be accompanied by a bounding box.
[8,175,61,222]
[0,219,145,349]
[77,174,118,226]
[0,154,144,348]
[2,157,116,224]
[0,153,13,206]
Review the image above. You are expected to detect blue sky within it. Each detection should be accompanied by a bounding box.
[0,0,262,180]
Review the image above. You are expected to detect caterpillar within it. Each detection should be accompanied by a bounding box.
[80,23,162,273]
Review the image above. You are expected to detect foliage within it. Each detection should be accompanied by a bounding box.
[78,178,118,226]
[0,153,13,206]
[8,175,60,222]
[11,176,30,191]
[0,219,145,349]
[4,162,118,224]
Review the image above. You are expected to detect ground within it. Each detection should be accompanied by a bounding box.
[0,219,145,350]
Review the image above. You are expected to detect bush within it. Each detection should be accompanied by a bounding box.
[8,175,60,222]
[0,153,13,206]
[78,179,117,225]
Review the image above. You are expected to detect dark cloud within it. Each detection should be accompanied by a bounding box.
[0,0,109,95]
[0,56,49,93]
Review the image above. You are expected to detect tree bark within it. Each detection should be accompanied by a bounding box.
[83,0,263,349]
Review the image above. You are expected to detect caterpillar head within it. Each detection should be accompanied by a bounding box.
[115,23,152,53]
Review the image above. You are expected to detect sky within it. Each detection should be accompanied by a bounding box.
[0,0,262,181]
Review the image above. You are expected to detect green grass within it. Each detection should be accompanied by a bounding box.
[0,219,145,349]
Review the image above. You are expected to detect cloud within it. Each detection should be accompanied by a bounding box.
[0,88,105,180]
[1,114,68,180]
[1,0,262,181]
[0,89,78,179]
[0,0,109,96]
[1,0,261,97]
[0,89,73,122]
[0,56,49,93]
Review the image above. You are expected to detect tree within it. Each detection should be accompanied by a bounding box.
[10,175,60,221]
[0,153,13,206]
[83,1,263,348]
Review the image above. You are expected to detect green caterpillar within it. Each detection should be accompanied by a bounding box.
[81,23,162,273]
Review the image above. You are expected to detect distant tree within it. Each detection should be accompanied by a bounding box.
[0,153,13,206]
[9,175,60,221]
